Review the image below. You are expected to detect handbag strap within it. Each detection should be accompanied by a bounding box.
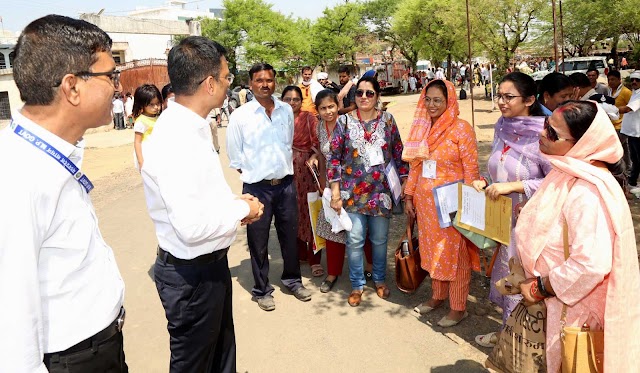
[406,217,416,251]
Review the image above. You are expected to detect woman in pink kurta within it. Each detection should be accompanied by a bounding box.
[515,101,640,372]
[403,79,480,327]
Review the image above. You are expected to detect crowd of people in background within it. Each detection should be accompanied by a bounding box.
[3,12,640,373]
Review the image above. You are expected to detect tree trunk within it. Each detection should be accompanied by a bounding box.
[610,34,620,69]
[447,53,452,80]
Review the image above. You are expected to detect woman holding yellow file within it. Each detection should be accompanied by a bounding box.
[403,79,480,327]
[471,72,552,347]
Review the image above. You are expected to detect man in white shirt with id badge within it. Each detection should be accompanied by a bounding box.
[141,37,263,373]
[0,15,127,372]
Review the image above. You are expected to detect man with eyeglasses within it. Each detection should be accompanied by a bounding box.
[0,15,127,372]
[140,37,263,372]
[620,72,640,193]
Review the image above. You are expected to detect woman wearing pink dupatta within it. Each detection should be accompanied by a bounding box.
[515,101,640,372]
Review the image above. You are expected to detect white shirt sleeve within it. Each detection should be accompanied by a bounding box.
[628,95,640,112]
[133,118,146,134]
[0,186,48,372]
[148,139,250,245]
[226,110,244,171]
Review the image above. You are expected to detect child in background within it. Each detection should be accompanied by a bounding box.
[133,84,162,170]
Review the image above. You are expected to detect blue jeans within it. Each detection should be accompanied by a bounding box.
[346,213,390,290]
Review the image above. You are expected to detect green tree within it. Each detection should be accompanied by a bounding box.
[309,1,368,68]
[552,0,608,57]
[200,0,310,74]
[390,0,469,75]
[471,0,546,71]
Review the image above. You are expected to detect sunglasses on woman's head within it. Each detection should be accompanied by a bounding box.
[355,89,376,98]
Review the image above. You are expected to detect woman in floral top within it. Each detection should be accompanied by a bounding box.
[328,76,409,306]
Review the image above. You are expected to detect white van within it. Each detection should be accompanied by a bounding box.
[532,56,609,81]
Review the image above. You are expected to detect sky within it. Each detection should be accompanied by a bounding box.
[1,0,343,35]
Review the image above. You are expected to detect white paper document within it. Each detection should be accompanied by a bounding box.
[385,162,402,204]
[433,180,462,228]
[459,184,486,230]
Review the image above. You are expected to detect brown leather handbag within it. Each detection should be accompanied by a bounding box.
[394,218,427,293]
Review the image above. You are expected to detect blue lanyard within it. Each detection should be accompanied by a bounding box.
[11,122,94,193]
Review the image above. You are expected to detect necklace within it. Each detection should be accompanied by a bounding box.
[356,109,381,142]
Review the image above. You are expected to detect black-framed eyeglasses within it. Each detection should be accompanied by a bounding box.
[355,89,376,98]
[631,78,640,83]
[282,97,301,103]
[544,117,576,143]
[495,93,523,103]
[54,70,121,88]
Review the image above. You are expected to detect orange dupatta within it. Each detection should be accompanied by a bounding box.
[401,79,463,166]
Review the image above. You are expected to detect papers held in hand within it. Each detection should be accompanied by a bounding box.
[455,183,512,245]
[433,182,512,245]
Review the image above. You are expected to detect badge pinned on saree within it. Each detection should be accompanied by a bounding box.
[368,146,384,166]
[422,160,436,179]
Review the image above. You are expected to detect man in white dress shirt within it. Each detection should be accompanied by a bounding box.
[141,36,263,373]
[227,63,312,311]
[0,15,127,372]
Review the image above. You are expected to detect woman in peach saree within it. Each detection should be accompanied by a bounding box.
[515,101,640,372]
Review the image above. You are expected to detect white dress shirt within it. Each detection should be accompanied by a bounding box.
[141,101,250,259]
[226,96,294,183]
[0,110,125,372]
[621,89,640,138]
[112,99,124,114]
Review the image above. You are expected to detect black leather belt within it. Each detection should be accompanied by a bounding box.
[258,175,292,186]
[44,307,125,362]
[158,246,228,265]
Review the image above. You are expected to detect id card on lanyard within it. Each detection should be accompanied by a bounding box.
[11,122,94,193]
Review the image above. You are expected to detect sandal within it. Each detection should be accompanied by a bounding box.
[475,332,498,348]
[311,264,325,277]
[375,283,390,299]
[348,289,363,307]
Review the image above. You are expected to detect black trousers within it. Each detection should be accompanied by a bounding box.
[242,176,302,297]
[154,252,236,373]
[628,136,640,186]
[44,328,127,372]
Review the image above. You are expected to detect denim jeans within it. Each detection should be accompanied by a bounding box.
[346,213,390,290]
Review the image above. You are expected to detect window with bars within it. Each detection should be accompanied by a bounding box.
[0,92,11,120]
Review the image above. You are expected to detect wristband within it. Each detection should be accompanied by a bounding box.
[537,276,551,297]
[479,176,489,189]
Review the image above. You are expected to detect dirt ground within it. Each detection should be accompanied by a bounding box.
[70,87,640,372]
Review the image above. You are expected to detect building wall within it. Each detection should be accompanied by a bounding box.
[0,70,22,120]
[108,33,174,62]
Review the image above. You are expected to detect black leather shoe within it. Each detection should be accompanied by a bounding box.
[320,276,338,293]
